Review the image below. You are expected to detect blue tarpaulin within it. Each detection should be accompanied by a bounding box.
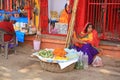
[0,10,5,13]
[0,10,28,23]
[15,31,25,43]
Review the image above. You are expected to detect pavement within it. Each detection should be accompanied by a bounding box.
[0,43,120,80]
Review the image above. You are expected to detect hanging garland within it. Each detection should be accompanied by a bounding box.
[65,3,72,14]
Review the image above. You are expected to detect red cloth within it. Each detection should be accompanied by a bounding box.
[24,6,32,20]
[40,0,48,33]
[0,21,15,42]
[92,30,100,47]
[70,0,88,34]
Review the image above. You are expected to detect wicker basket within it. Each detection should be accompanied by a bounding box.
[40,60,75,73]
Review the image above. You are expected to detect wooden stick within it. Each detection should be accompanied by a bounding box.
[37,0,41,33]
[34,0,41,41]
[65,0,79,48]
[0,0,2,9]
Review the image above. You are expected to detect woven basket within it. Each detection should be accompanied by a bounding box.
[40,60,75,73]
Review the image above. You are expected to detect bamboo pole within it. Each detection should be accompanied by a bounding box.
[0,0,2,9]
[36,0,41,38]
[65,0,79,48]
[10,0,12,11]
[38,0,41,33]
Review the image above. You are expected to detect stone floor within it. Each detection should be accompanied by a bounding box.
[0,43,120,80]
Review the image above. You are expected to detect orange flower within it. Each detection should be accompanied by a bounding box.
[53,48,66,57]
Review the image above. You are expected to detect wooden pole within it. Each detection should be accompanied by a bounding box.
[0,0,2,9]
[36,0,41,35]
[10,0,12,11]
[35,0,41,40]
[38,0,40,32]
[65,0,79,48]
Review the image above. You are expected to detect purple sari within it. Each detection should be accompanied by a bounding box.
[70,43,98,64]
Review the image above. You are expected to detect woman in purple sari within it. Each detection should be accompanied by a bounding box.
[71,23,100,64]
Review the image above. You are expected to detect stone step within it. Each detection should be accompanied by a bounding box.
[24,34,120,59]
[100,40,120,51]
[24,34,66,49]
[102,49,120,59]
[99,45,120,51]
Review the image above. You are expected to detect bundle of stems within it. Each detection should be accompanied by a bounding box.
[65,0,79,48]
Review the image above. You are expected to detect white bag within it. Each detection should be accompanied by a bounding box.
[92,56,103,67]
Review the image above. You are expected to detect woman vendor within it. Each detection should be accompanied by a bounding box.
[59,0,72,23]
[0,14,15,42]
[71,22,100,64]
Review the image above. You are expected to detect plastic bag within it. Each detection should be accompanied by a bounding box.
[92,56,103,67]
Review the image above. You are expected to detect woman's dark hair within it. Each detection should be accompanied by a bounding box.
[20,5,24,10]
[64,3,72,14]
[84,23,95,33]
[3,14,10,22]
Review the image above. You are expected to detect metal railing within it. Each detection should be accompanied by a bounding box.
[88,0,120,41]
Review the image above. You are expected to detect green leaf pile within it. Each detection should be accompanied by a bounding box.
[38,50,54,58]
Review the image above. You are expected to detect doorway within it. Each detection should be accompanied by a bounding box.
[48,0,69,35]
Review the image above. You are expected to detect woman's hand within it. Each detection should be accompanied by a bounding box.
[79,40,87,44]
[72,38,87,44]
[72,38,79,44]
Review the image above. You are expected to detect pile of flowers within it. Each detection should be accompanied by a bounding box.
[37,48,79,63]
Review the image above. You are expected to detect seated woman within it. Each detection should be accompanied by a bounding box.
[71,23,100,64]
[59,0,72,23]
[59,6,68,23]
[0,14,15,42]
